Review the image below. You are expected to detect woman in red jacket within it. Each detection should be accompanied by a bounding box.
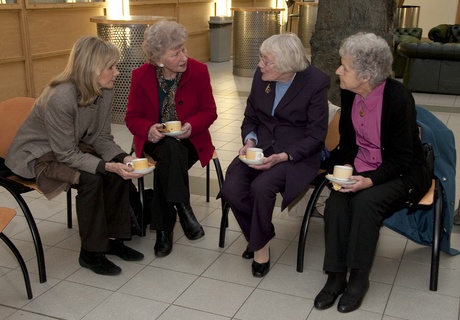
[125,20,217,257]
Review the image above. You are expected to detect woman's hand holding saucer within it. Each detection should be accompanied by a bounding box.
[106,162,145,179]
[338,175,373,193]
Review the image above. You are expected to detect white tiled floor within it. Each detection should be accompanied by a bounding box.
[1,60,460,320]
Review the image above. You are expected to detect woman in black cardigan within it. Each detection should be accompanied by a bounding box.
[314,32,431,313]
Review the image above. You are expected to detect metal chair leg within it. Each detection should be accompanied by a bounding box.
[211,156,229,248]
[9,192,46,283]
[0,233,33,299]
[66,189,72,229]
[138,176,146,237]
[430,179,442,291]
[206,163,210,202]
[219,202,230,248]
[297,174,328,273]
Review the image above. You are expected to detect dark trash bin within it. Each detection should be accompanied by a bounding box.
[209,16,232,62]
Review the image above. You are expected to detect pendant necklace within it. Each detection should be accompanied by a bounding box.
[359,105,365,117]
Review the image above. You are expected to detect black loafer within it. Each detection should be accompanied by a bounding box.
[154,231,173,257]
[314,286,346,310]
[79,249,122,276]
[106,239,144,261]
[252,260,270,277]
[337,282,369,313]
[242,246,254,259]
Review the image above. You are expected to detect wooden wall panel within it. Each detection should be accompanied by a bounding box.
[188,32,210,61]
[0,11,23,59]
[32,55,68,97]
[1,0,224,102]
[129,4,176,17]
[178,2,213,31]
[0,63,28,101]
[27,8,104,55]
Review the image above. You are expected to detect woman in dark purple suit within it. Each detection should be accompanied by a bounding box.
[220,33,330,278]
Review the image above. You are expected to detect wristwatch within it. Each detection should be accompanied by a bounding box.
[286,152,293,161]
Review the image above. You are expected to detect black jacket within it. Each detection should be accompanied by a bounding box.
[331,78,431,205]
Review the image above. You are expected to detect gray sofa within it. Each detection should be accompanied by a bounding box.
[397,24,460,95]
[393,27,422,78]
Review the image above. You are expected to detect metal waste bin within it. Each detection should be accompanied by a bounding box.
[231,7,284,77]
[395,6,420,28]
[298,2,318,48]
[90,16,175,124]
[209,16,232,62]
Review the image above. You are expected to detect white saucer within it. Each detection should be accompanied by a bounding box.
[133,166,155,175]
[163,130,186,137]
[326,174,356,184]
[239,155,264,165]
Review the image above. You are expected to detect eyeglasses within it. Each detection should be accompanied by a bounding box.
[258,53,275,67]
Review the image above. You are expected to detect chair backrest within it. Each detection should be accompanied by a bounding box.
[0,97,36,159]
[325,111,340,151]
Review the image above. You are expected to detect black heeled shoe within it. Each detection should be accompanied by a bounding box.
[252,260,270,277]
[176,203,205,240]
[154,231,173,257]
[242,246,254,259]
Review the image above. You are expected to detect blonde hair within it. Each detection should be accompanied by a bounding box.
[49,36,120,107]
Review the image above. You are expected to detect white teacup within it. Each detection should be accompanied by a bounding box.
[128,158,149,171]
[163,121,182,132]
[246,148,264,161]
[333,165,353,181]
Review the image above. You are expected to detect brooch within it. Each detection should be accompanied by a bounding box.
[265,84,271,94]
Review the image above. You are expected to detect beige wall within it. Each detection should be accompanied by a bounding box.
[405,0,458,37]
[0,0,214,102]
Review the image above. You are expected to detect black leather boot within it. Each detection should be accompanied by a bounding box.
[154,231,173,257]
[176,203,205,240]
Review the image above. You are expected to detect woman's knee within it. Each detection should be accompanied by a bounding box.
[250,178,277,199]
[78,171,103,191]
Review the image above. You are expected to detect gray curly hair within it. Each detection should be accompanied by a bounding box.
[142,20,188,65]
[339,32,393,87]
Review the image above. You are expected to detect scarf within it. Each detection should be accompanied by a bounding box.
[156,67,182,122]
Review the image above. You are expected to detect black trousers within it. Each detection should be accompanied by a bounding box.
[323,177,407,272]
[75,170,131,252]
[143,137,198,232]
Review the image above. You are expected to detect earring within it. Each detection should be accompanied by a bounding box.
[158,63,164,67]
